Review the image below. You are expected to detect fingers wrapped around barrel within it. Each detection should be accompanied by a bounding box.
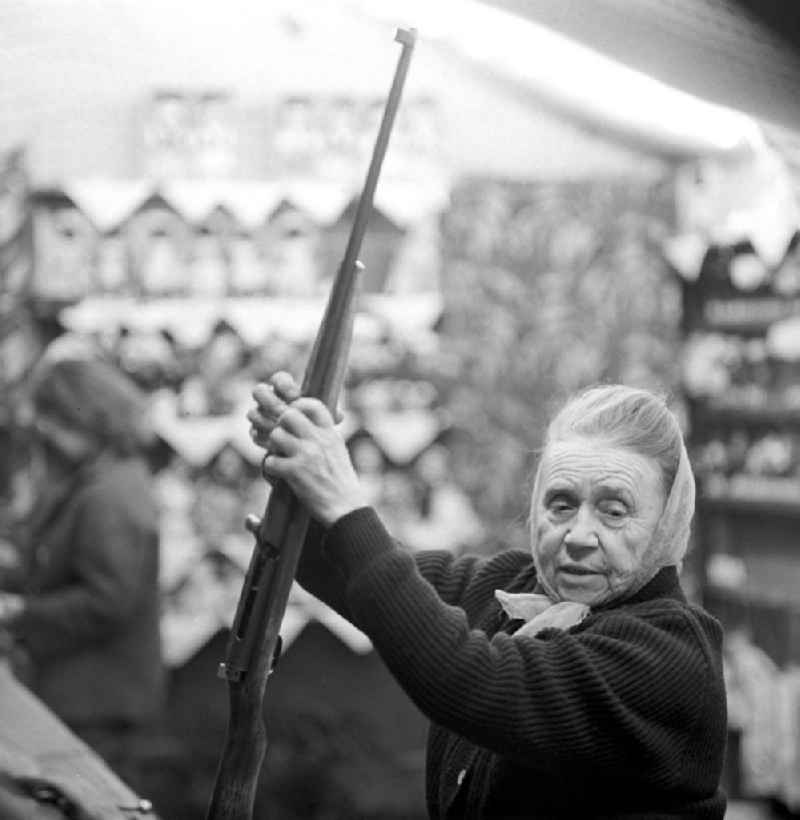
[251,391,366,527]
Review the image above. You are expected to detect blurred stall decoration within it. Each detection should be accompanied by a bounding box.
[678,243,800,529]
[95,229,131,294]
[0,147,38,536]
[29,176,447,303]
[0,307,43,533]
[0,147,34,299]
[143,90,237,180]
[268,93,442,181]
[31,189,96,301]
[127,196,192,296]
[262,201,321,298]
[148,381,479,671]
[402,442,487,553]
[177,320,251,416]
[188,224,230,298]
[319,197,404,294]
[668,143,800,279]
[0,295,468,814]
[721,628,800,808]
[667,140,800,804]
[435,176,680,551]
[7,102,456,730]
[33,165,470,682]
[229,226,266,295]
[0,307,42,395]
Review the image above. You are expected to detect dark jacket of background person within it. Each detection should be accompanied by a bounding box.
[297,508,727,819]
[12,453,164,729]
[0,355,166,795]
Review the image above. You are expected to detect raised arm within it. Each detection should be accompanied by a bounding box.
[325,508,724,785]
[250,375,523,616]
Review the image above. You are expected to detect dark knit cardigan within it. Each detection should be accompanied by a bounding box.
[297,507,727,820]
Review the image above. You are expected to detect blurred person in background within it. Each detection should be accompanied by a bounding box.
[248,373,726,819]
[0,354,165,794]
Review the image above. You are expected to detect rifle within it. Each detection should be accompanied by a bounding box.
[206,27,417,820]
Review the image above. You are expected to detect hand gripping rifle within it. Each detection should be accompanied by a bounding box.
[205,28,417,820]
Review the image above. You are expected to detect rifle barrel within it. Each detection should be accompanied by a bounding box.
[206,27,417,820]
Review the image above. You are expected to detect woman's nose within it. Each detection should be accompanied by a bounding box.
[564,506,599,553]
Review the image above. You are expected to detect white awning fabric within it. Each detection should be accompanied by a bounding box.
[58,176,450,233]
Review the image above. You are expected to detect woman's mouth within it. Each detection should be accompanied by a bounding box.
[559,565,601,576]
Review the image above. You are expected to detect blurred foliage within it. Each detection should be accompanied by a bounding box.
[430,177,682,552]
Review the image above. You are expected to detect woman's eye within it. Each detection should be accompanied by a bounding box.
[548,497,574,515]
[599,501,627,519]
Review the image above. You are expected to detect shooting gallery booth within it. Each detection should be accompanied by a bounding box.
[3,1,800,817]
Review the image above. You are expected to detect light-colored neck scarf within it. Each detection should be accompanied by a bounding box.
[495,439,695,638]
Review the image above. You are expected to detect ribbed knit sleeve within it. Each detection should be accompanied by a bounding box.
[297,509,528,619]
[295,519,352,618]
[412,547,531,610]
[324,507,725,790]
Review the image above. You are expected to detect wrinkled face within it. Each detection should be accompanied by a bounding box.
[533,436,666,606]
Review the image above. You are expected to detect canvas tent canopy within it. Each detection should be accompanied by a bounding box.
[0,0,786,176]
[1,1,796,311]
[349,0,800,278]
[484,0,800,137]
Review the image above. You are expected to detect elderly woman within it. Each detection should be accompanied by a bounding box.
[248,374,726,819]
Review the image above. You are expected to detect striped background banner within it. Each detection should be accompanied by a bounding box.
[0,146,40,392]
[0,145,33,299]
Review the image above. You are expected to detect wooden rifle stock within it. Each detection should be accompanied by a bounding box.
[206,27,417,820]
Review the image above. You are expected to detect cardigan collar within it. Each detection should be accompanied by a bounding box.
[597,564,685,610]
[498,564,686,637]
